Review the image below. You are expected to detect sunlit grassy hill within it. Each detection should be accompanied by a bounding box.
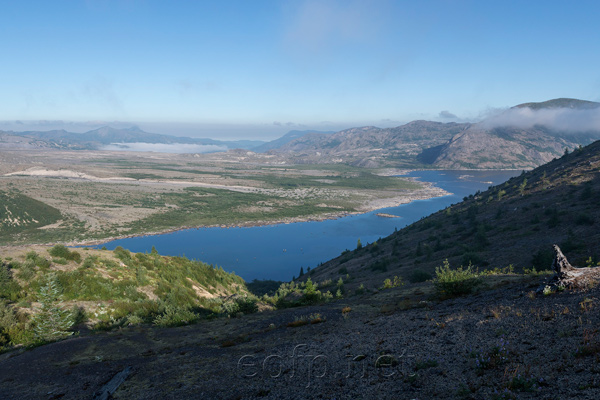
[0,245,249,350]
[0,190,63,234]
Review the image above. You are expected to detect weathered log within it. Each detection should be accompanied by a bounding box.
[539,245,600,292]
[93,366,133,400]
[552,244,575,277]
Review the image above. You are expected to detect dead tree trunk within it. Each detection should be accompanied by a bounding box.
[539,245,600,292]
[93,366,133,400]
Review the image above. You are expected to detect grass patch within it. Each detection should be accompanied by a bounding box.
[433,260,481,297]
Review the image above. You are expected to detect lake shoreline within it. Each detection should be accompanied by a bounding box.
[69,180,450,247]
[67,169,521,281]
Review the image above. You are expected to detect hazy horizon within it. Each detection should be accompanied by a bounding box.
[2,1,600,141]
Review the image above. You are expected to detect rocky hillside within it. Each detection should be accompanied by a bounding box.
[430,98,600,169]
[301,139,600,292]
[431,124,578,169]
[266,98,600,169]
[252,130,335,152]
[269,121,470,167]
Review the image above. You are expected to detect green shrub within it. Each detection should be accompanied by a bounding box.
[0,300,19,348]
[69,251,81,264]
[0,265,23,301]
[111,299,162,322]
[126,315,144,326]
[113,246,132,262]
[301,278,323,305]
[25,251,51,269]
[16,260,36,281]
[153,305,197,327]
[381,276,404,290]
[48,245,70,259]
[48,245,81,263]
[220,295,258,317]
[433,260,481,297]
[236,296,258,314]
[81,256,96,269]
[135,266,148,285]
[355,284,366,295]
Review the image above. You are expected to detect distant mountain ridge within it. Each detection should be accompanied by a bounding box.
[2,98,599,168]
[265,121,471,167]
[263,98,600,169]
[513,98,600,110]
[431,98,600,168]
[252,130,335,152]
[0,125,265,152]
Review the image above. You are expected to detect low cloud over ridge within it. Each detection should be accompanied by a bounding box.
[101,142,227,154]
[481,107,600,133]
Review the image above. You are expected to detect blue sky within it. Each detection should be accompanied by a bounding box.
[1,0,599,139]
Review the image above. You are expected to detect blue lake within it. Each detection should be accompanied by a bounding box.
[94,170,521,281]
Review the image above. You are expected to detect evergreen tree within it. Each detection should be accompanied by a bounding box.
[32,273,73,342]
[518,178,527,196]
[299,266,304,276]
[304,278,316,295]
[356,239,362,250]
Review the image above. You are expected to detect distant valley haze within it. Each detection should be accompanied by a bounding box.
[2,98,600,165]
[1,1,599,141]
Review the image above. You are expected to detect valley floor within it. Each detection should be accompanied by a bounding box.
[0,149,442,246]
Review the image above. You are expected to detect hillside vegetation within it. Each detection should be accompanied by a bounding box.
[302,141,600,292]
[0,190,63,233]
[0,245,249,350]
[514,97,600,110]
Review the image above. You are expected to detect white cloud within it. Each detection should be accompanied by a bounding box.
[481,107,600,132]
[100,142,228,154]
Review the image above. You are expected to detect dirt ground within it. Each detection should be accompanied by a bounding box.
[1,275,599,400]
